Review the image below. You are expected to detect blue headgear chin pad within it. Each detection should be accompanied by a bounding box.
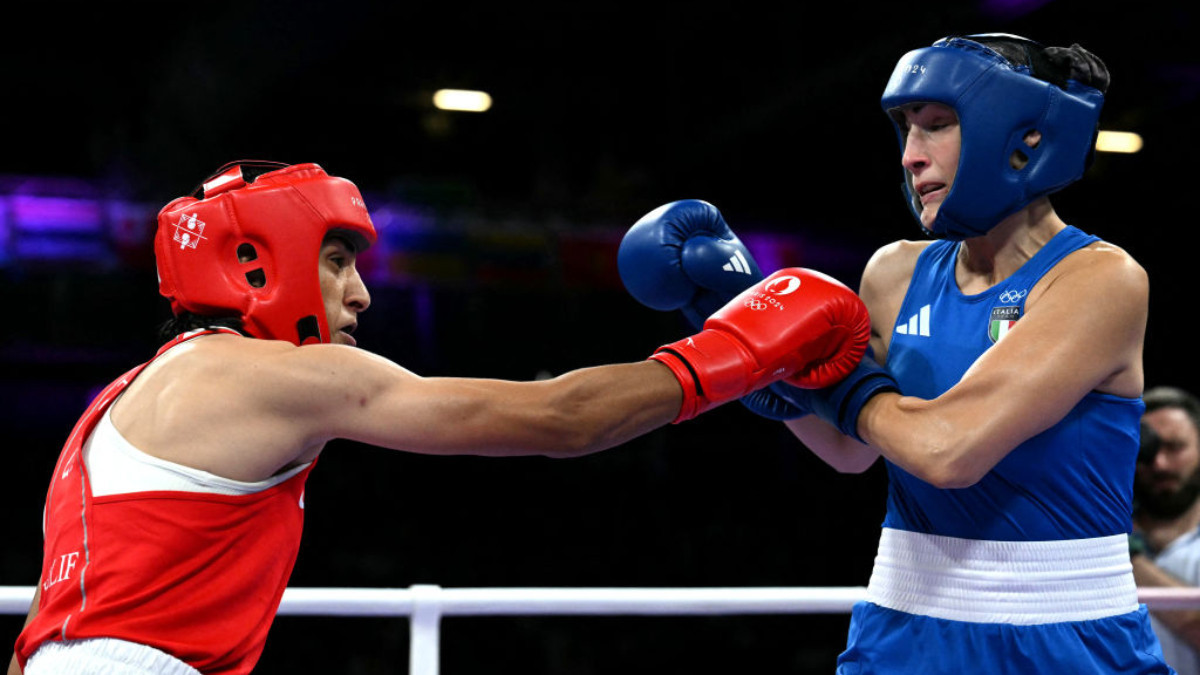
[880,36,1105,239]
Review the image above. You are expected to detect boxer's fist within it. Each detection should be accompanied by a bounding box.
[762,350,900,441]
[651,268,870,422]
[618,200,762,329]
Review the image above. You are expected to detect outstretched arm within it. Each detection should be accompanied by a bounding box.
[120,265,869,482]
[287,267,868,458]
[320,356,685,458]
[121,339,686,479]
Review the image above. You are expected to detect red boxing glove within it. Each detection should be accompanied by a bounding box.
[651,268,870,422]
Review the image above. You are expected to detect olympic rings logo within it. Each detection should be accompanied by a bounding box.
[744,274,802,311]
[998,289,1028,304]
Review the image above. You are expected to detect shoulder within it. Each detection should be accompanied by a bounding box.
[1022,238,1147,397]
[859,239,934,354]
[165,332,383,367]
[1080,239,1147,281]
[137,333,405,414]
[861,239,934,289]
[200,334,403,391]
[148,334,302,387]
[860,239,933,308]
[1033,238,1148,307]
[113,334,416,475]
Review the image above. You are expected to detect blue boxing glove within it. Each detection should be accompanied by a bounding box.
[619,199,809,419]
[618,200,763,331]
[745,348,899,442]
[740,385,809,421]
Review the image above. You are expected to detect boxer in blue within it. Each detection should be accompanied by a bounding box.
[620,34,1172,673]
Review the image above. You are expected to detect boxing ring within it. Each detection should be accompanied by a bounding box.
[4,584,1200,674]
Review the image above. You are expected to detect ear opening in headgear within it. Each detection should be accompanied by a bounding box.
[236,243,266,288]
[1009,129,1044,170]
[295,316,321,344]
[244,269,267,289]
[237,243,259,262]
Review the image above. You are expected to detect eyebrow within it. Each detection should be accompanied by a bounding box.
[323,233,358,254]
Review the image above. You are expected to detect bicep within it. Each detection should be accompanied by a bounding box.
[951,252,1147,435]
[258,346,502,452]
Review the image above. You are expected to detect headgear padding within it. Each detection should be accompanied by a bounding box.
[155,161,377,345]
[880,34,1106,240]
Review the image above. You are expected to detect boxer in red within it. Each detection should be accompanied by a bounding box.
[9,160,869,674]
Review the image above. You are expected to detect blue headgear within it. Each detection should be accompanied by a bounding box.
[880,34,1106,239]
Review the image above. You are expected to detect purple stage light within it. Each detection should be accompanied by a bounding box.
[6,194,112,264]
[11,195,103,235]
[978,0,1056,19]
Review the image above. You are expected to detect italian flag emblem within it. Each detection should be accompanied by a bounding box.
[989,306,1021,343]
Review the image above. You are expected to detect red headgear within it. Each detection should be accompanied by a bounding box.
[155,161,377,345]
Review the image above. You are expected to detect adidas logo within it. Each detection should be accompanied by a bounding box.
[722,250,754,275]
[895,304,931,337]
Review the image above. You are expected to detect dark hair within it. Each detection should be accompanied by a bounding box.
[158,312,248,343]
[968,34,1110,93]
[1144,386,1200,434]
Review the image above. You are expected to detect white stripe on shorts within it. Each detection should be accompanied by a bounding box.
[24,637,201,675]
[867,528,1139,625]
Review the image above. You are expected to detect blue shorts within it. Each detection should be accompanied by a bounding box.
[836,602,1174,674]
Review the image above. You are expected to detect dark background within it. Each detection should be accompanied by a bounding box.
[1,2,1195,673]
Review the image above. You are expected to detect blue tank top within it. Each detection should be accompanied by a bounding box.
[884,226,1144,541]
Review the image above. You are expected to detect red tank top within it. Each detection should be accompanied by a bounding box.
[16,329,315,674]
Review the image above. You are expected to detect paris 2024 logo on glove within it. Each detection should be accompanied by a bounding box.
[744,274,803,312]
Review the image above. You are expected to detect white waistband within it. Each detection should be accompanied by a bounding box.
[25,638,201,675]
[866,528,1138,625]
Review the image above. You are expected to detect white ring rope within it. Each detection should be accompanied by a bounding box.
[6,586,1199,675]
[0,585,870,616]
[3,585,1200,615]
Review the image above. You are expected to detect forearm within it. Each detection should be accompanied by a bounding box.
[532,360,683,457]
[1132,556,1200,650]
[857,391,1011,488]
[358,361,683,458]
[1133,554,1188,589]
[784,415,879,474]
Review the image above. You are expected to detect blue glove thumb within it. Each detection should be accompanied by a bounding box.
[764,351,899,442]
[618,199,763,330]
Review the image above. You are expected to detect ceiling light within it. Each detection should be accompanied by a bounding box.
[1095,130,1143,154]
[432,89,493,113]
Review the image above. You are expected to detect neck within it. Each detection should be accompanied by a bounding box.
[954,198,1065,294]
